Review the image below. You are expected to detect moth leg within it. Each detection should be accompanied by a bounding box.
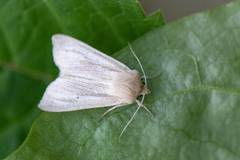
[99,104,123,121]
[118,100,154,139]
[141,72,162,80]
[136,99,154,117]
[119,105,141,139]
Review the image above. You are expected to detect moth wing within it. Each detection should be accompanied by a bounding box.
[39,76,127,111]
[38,34,131,111]
[52,34,131,78]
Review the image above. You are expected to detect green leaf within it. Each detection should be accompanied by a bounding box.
[3,0,240,159]
[0,0,163,159]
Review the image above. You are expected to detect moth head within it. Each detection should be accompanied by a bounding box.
[139,84,150,96]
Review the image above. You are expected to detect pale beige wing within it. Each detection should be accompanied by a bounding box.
[38,34,132,112]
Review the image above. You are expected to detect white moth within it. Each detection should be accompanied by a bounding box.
[39,34,156,138]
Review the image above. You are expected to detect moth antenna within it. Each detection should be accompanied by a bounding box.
[128,42,147,86]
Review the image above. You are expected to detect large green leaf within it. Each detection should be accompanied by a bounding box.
[3,0,240,159]
[0,0,163,159]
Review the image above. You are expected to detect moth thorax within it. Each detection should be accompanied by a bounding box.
[111,70,151,104]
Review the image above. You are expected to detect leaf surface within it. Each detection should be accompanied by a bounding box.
[3,0,240,159]
[0,0,163,158]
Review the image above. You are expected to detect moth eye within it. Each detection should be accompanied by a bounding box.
[77,96,79,99]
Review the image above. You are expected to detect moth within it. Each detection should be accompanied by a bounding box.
[39,34,159,138]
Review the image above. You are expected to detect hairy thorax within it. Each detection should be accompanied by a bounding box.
[110,70,150,104]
